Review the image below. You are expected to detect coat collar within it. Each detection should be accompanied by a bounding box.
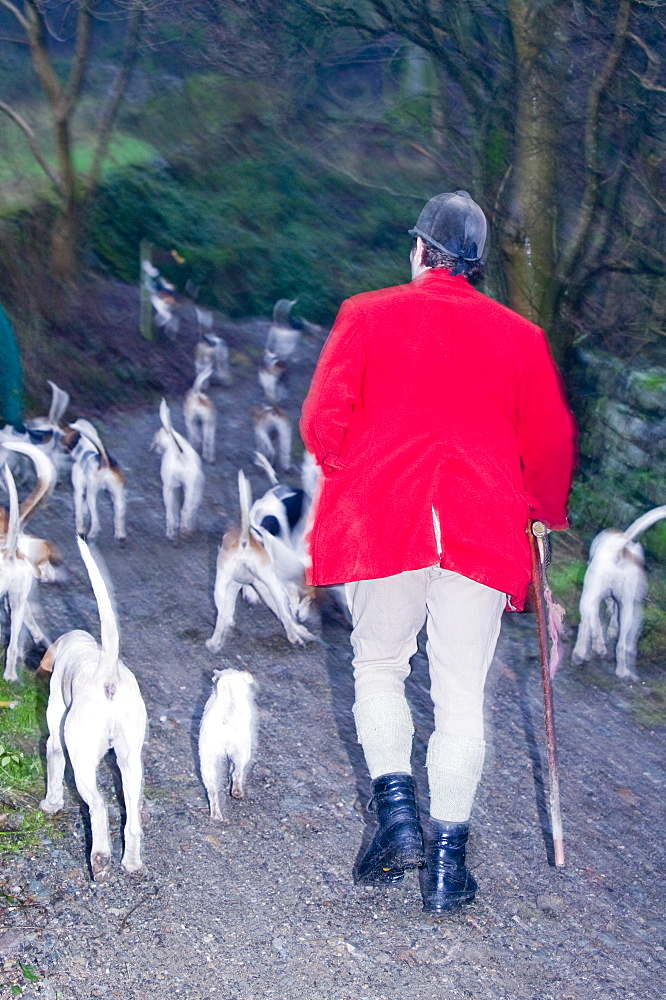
[412,268,470,289]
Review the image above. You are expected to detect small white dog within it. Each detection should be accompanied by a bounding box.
[183,365,216,463]
[198,668,256,821]
[572,505,666,680]
[64,419,126,541]
[151,399,205,540]
[206,470,314,652]
[39,536,147,880]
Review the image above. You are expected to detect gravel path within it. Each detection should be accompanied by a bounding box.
[1,319,664,1000]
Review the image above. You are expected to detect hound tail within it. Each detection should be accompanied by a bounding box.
[46,380,69,426]
[2,465,20,558]
[253,451,279,486]
[238,470,253,544]
[624,505,666,542]
[1,440,57,525]
[191,364,213,395]
[159,398,184,453]
[76,536,120,695]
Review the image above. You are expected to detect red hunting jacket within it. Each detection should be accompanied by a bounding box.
[300,268,576,609]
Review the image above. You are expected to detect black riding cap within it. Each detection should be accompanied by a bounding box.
[409,191,488,274]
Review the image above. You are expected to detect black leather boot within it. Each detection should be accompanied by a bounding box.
[353,773,425,885]
[419,820,477,912]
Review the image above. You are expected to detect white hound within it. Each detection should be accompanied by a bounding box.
[183,365,216,463]
[39,537,147,880]
[65,419,126,541]
[206,470,314,652]
[572,505,666,680]
[151,399,204,540]
[251,405,292,472]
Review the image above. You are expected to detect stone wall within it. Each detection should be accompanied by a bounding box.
[574,349,666,553]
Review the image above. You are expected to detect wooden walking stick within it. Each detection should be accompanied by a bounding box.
[528,520,565,868]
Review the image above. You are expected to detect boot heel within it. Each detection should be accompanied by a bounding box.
[420,820,477,913]
[353,774,425,885]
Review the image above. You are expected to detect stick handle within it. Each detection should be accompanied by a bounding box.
[529,521,565,868]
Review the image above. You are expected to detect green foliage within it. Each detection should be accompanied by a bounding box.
[0,671,52,854]
[548,557,587,616]
[645,521,666,563]
[638,576,666,662]
[567,475,616,536]
[87,150,412,323]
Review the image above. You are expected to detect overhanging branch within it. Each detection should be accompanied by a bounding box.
[557,0,632,285]
[0,100,59,188]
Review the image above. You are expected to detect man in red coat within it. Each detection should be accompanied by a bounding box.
[300,191,575,913]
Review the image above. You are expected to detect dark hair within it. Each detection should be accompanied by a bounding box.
[418,239,485,283]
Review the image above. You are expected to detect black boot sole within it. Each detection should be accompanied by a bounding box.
[354,846,426,885]
[421,887,476,913]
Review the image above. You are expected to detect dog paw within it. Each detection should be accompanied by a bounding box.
[91,852,112,880]
[205,637,222,653]
[121,860,146,876]
[39,797,64,814]
[209,808,230,823]
[616,667,639,682]
[287,624,315,645]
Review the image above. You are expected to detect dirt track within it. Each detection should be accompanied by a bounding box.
[1,317,664,1000]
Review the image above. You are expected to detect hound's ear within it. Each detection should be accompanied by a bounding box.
[62,427,80,450]
[38,639,61,675]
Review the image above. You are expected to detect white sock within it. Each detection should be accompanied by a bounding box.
[352,692,414,779]
[426,731,486,823]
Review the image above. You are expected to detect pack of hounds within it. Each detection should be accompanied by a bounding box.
[1,301,664,880]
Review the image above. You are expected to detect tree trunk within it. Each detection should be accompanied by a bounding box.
[51,114,79,282]
[500,0,562,357]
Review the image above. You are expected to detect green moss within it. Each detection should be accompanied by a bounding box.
[635,372,666,392]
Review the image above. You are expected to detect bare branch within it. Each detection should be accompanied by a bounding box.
[0,100,59,187]
[627,31,666,92]
[85,8,144,193]
[65,2,93,113]
[557,0,632,284]
[22,0,68,113]
[623,160,666,217]
[0,0,30,32]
